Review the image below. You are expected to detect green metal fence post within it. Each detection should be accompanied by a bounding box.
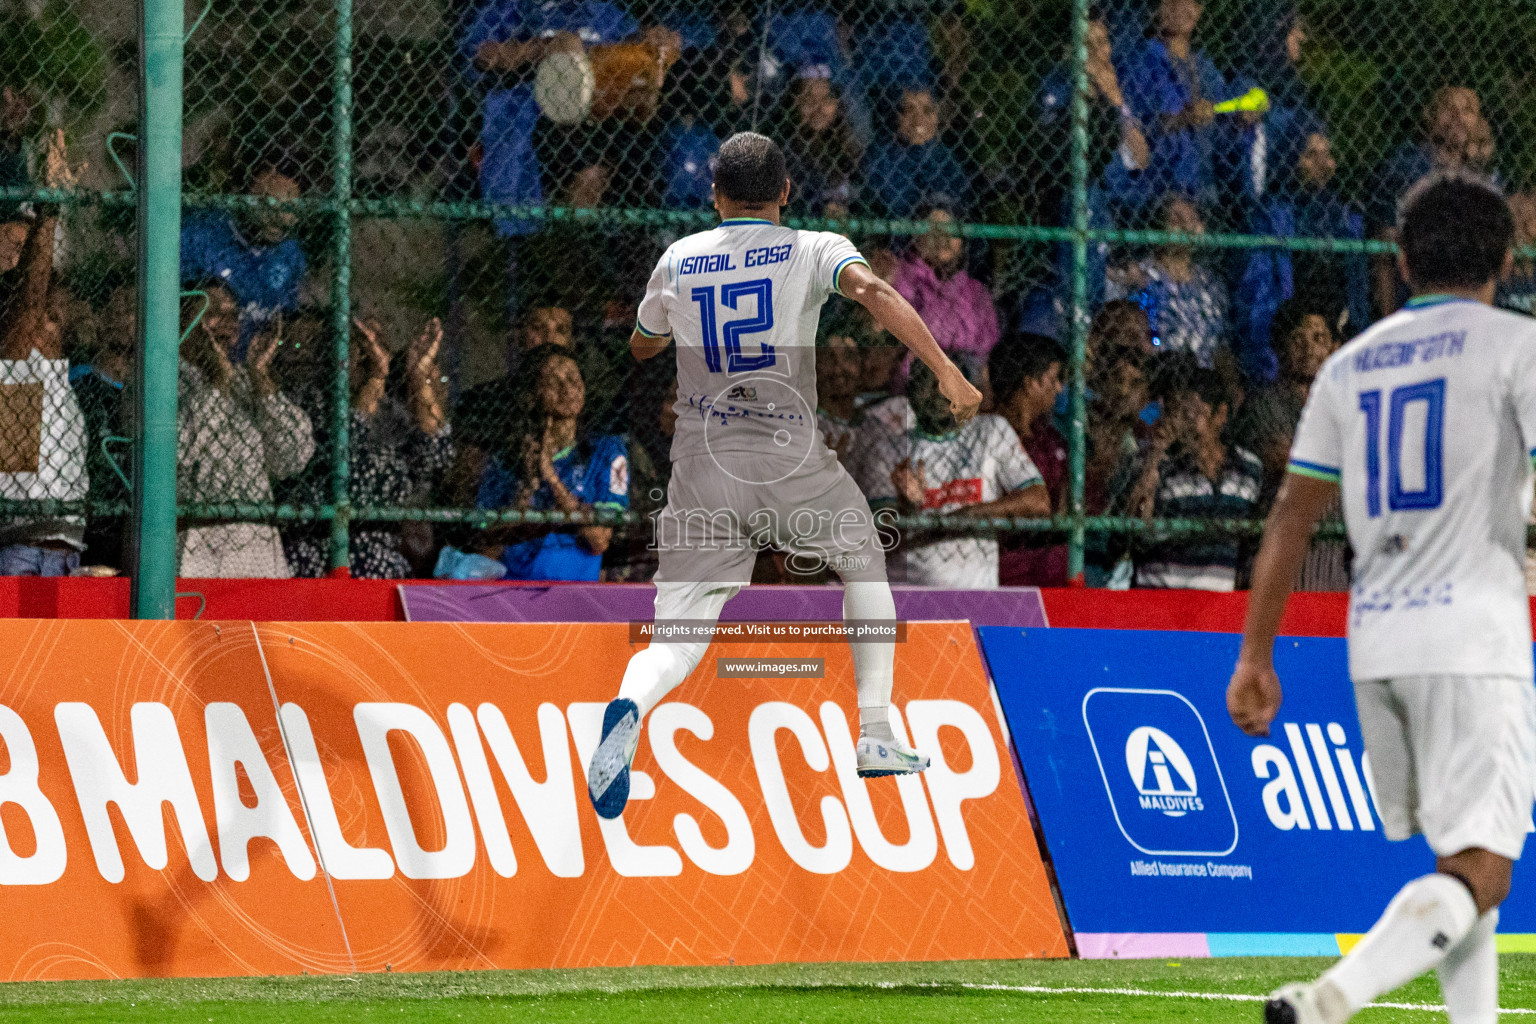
[328,0,354,574]
[1065,0,1092,584]
[129,0,185,619]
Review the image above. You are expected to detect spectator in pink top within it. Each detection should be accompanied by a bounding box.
[892,200,1000,375]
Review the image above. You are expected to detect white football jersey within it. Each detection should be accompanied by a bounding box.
[865,414,1043,588]
[636,219,867,466]
[1290,296,1536,681]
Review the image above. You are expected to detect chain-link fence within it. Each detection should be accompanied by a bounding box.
[3,0,1531,594]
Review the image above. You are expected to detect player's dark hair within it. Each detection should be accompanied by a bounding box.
[989,332,1065,407]
[1399,173,1513,290]
[714,132,787,205]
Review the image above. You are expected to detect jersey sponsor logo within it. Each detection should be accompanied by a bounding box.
[744,243,793,268]
[1349,581,1454,624]
[609,455,628,496]
[1125,726,1203,817]
[1083,688,1239,857]
[679,253,737,275]
[725,385,758,401]
[1352,330,1464,373]
[922,478,983,509]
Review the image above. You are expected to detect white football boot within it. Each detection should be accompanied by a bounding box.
[1265,981,1349,1024]
[855,734,931,778]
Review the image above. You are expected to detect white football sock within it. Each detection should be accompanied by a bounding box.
[1320,873,1478,1018]
[617,583,738,719]
[616,641,707,719]
[843,581,896,739]
[1437,908,1499,1024]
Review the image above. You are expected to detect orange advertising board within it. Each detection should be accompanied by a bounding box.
[0,619,1066,980]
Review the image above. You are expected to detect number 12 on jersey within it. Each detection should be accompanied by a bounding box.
[1358,378,1445,516]
[691,278,775,373]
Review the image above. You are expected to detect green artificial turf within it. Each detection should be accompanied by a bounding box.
[0,955,1532,1022]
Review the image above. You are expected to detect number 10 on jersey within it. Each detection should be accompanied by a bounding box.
[691,278,776,373]
[1358,378,1445,516]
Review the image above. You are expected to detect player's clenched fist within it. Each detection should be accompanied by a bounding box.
[938,366,982,425]
[1226,660,1282,738]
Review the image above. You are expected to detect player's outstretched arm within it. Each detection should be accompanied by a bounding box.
[1228,472,1339,737]
[838,261,981,424]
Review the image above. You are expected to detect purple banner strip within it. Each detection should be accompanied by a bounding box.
[400,583,1048,628]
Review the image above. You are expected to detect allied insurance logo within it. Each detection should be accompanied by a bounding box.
[1125,726,1201,816]
[1083,688,1239,856]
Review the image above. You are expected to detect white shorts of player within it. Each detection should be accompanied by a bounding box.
[1355,675,1536,860]
[654,451,887,586]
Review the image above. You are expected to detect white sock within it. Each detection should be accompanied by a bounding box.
[616,582,738,719]
[616,641,708,719]
[843,582,896,739]
[1321,873,1478,1017]
[1437,908,1499,1024]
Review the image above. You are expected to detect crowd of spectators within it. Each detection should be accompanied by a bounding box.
[0,0,1526,591]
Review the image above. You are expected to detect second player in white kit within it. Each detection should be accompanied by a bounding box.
[586,132,982,820]
[1229,173,1536,1024]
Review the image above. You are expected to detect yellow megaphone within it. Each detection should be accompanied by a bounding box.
[1212,87,1271,115]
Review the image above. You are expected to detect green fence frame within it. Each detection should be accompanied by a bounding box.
[132,0,184,619]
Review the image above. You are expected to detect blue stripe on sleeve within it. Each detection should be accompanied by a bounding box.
[1287,459,1342,482]
[832,256,870,296]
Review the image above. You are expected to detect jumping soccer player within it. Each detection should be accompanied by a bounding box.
[586,131,982,819]
[1228,172,1536,1024]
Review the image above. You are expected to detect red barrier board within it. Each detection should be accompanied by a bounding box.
[0,620,1065,979]
[1039,588,1351,636]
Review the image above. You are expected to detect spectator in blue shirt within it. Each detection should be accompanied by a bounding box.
[474,344,628,581]
[774,66,864,219]
[1233,113,1368,384]
[1039,12,1151,213]
[1039,11,1151,306]
[461,0,639,235]
[863,86,967,219]
[1235,4,1309,115]
[769,4,873,146]
[660,115,718,209]
[1105,193,1230,368]
[1368,85,1495,318]
[180,156,307,354]
[1098,0,1154,63]
[663,6,774,143]
[851,0,936,108]
[1218,6,1310,209]
[1122,0,1240,213]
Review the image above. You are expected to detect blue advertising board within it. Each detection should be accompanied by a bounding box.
[981,627,1536,958]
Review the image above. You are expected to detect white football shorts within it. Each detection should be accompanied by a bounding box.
[1354,674,1536,860]
[654,450,888,586]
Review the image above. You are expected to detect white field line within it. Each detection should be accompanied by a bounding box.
[872,980,1536,1015]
